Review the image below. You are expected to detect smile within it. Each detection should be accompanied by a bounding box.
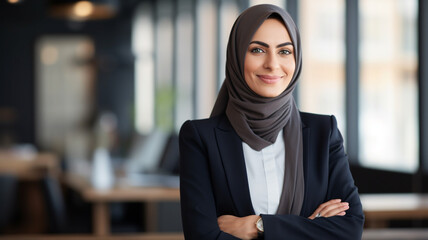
[257,75,283,84]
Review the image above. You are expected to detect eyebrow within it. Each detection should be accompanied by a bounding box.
[249,41,293,48]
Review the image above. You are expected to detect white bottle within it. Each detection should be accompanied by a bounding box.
[91,147,114,190]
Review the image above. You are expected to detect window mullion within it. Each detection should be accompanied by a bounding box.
[419,0,428,175]
[345,0,359,164]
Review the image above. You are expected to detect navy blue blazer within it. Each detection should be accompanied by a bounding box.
[179,112,364,239]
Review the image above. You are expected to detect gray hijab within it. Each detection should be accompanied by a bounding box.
[211,4,304,216]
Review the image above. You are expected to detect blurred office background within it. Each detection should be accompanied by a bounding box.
[0,0,428,238]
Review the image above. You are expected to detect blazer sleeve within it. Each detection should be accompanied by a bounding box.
[179,120,240,240]
[261,115,365,240]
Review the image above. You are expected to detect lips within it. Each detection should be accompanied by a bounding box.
[257,75,283,84]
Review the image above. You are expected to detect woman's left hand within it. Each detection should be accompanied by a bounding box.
[308,199,350,220]
[217,215,259,240]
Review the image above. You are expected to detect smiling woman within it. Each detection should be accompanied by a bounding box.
[179,4,364,240]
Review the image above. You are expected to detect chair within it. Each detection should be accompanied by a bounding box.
[125,129,169,173]
[42,175,93,233]
[41,175,68,233]
[157,133,180,175]
[0,174,17,233]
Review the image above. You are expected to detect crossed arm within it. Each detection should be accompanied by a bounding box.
[217,199,350,240]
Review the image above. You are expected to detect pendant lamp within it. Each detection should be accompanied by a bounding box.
[49,0,118,21]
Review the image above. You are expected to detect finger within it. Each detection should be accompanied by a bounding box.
[308,199,348,219]
[322,203,349,217]
[317,199,341,209]
[318,200,342,212]
[310,199,343,219]
[331,204,349,216]
[315,202,349,218]
[321,201,348,213]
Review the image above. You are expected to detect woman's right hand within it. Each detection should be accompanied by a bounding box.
[308,199,349,220]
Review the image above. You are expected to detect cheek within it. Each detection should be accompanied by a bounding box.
[282,59,296,75]
[244,57,258,74]
[244,57,259,84]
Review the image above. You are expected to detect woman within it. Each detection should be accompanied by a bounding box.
[179,4,364,240]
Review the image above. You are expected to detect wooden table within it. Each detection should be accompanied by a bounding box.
[0,150,60,233]
[63,173,181,237]
[0,150,59,179]
[362,228,428,240]
[0,233,184,240]
[360,193,428,228]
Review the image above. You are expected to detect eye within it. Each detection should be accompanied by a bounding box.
[250,48,264,53]
[279,49,292,55]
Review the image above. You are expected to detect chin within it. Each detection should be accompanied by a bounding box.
[258,91,282,98]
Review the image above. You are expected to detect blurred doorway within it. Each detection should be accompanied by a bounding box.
[35,36,95,168]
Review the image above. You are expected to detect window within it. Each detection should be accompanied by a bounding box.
[133,1,155,134]
[175,0,195,130]
[36,36,94,155]
[249,0,285,7]
[194,0,218,119]
[155,0,175,131]
[298,0,346,136]
[217,1,239,90]
[359,0,418,172]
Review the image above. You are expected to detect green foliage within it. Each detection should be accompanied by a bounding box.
[155,85,175,131]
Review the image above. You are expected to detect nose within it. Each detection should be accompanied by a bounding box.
[263,52,280,70]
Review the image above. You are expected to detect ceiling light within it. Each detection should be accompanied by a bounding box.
[7,0,21,4]
[49,0,118,21]
[73,1,94,18]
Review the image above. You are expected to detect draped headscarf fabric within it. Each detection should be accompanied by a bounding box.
[210,4,304,216]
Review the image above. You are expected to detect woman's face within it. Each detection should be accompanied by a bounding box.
[244,18,296,98]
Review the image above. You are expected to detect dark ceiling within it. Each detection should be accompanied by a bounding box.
[0,0,143,23]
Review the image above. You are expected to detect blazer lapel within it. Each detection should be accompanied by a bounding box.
[214,117,255,216]
[300,121,311,216]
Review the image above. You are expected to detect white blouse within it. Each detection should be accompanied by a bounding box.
[242,130,285,215]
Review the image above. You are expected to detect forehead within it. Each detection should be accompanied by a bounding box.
[251,18,291,42]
